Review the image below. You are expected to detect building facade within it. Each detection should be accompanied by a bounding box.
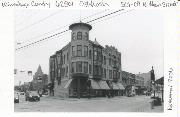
[32,65,48,94]
[49,22,124,98]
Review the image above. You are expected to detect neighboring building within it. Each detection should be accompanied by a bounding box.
[49,22,124,98]
[122,71,136,95]
[32,65,48,93]
[136,72,151,91]
[135,75,145,95]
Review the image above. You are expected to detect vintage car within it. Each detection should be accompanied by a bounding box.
[25,91,40,101]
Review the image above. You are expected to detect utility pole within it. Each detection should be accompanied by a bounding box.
[151,66,155,99]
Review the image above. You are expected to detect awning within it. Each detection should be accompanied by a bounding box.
[112,82,119,90]
[98,81,110,90]
[117,83,125,90]
[64,79,73,88]
[91,79,101,89]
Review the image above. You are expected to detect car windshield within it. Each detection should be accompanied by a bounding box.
[29,91,39,96]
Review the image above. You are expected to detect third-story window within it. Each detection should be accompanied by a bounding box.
[76,61,82,72]
[77,32,82,40]
[64,55,65,64]
[67,53,68,61]
[84,32,89,40]
[94,51,98,61]
[84,62,88,73]
[72,33,75,40]
[84,46,88,57]
[89,50,92,59]
[72,46,75,57]
[77,45,82,56]
[104,56,106,65]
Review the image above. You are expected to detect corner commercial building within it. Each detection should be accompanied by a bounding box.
[49,22,125,98]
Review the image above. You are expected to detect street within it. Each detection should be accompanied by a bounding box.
[14,95,163,112]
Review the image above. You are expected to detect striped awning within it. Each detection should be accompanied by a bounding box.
[98,81,110,90]
[64,79,73,89]
[117,83,125,90]
[112,82,119,90]
[91,79,101,89]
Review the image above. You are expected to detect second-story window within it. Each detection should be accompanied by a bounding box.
[89,64,92,74]
[89,50,92,59]
[84,62,88,73]
[64,55,65,64]
[77,32,82,40]
[67,53,69,61]
[71,62,75,73]
[84,46,88,57]
[109,70,112,79]
[77,45,82,56]
[76,61,82,72]
[104,68,106,78]
[72,46,75,57]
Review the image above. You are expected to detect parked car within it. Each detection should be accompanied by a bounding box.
[151,92,159,99]
[25,91,40,101]
[14,92,19,103]
[19,92,25,96]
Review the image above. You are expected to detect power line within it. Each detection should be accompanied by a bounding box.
[86,9,124,23]
[15,9,130,51]
[15,9,109,46]
[91,9,134,25]
[15,29,69,51]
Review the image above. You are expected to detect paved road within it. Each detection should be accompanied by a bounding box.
[14,95,163,112]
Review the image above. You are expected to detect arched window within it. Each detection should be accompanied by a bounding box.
[72,33,75,40]
[84,32,89,40]
[77,32,82,40]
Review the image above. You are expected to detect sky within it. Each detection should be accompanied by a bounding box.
[14,9,164,85]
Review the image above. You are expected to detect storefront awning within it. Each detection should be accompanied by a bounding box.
[64,79,73,89]
[98,81,110,90]
[117,83,125,90]
[91,79,101,89]
[112,82,119,90]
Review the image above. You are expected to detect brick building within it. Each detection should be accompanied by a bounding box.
[122,71,136,95]
[49,22,125,98]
